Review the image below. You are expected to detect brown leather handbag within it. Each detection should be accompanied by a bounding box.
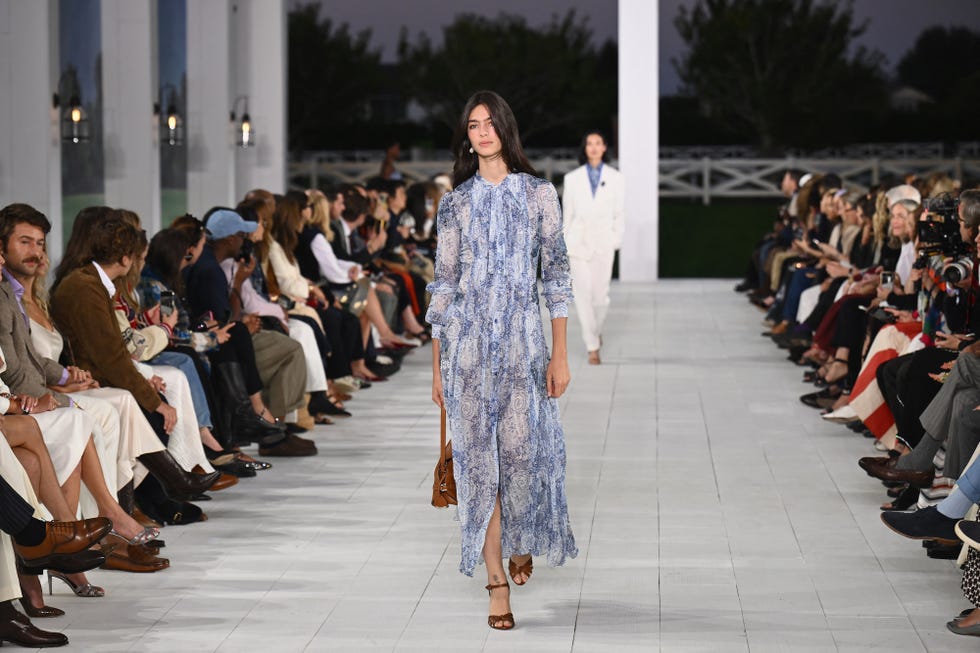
[431,408,457,507]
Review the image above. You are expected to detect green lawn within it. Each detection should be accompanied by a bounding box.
[161,189,188,226]
[62,193,106,245]
[658,198,780,278]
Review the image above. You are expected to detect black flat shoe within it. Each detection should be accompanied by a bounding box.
[285,423,308,435]
[213,458,258,478]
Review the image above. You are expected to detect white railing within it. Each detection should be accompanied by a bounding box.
[659,157,980,204]
[288,156,585,189]
[288,154,980,205]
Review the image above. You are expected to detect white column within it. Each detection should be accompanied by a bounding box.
[101,0,161,232]
[618,0,658,281]
[0,0,62,251]
[232,0,287,199]
[186,0,235,215]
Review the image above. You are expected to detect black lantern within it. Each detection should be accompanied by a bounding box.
[52,89,90,144]
[155,83,184,146]
[230,96,254,149]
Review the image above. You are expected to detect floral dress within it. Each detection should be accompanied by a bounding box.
[426,172,578,576]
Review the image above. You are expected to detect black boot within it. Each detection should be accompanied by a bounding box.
[137,450,221,499]
[212,362,286,446]
[116,480,135,514]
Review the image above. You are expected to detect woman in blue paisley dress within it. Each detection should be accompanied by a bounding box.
[427,90,577,631]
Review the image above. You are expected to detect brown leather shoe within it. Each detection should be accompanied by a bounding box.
[259,433,318,457]
[132,506,162,529]
[858,455,898,475]
[192,466,238,492]
[868,465,934,488]
[0,610,68,647]
[15,518,112,567]
[99,534,169,573]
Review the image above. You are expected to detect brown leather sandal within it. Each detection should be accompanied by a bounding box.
[508,555,533,586]
[485,582,514,630]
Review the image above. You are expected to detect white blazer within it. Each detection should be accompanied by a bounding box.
[561,163,625,260]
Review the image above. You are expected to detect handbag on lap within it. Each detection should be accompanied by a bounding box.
[431,408,457,507]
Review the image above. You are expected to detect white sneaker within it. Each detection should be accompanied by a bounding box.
[873,440,889,452]
[375,355,394,366]
[821,405,858,423]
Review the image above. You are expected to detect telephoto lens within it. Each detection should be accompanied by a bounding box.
[943,258,974,284]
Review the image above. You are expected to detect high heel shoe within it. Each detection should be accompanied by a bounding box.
[111,527,159,546]
[508,555,533,586]
[308,394,351,418]
[814,358,849,387]
[47,571,104,597]
[485,582,514,630]
[18,596,64,618]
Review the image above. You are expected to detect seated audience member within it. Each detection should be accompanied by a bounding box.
[212,207,349,423]
[49,213,221,519]
[0,437,112,647]
[183,209,316,456]
[299,189,418,350]
[265,193,387,383]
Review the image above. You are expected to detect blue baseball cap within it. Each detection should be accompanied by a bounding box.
[206,210,257,240]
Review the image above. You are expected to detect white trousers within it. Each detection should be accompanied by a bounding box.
[135,363,213,474]
[72,386,165,518]
[569,249,616,352]
[0,435,42,602]
[288,318,327,393]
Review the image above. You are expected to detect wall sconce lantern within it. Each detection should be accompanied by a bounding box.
[230,96,254,149]
[154,83,184,146]
[52,89,90,144]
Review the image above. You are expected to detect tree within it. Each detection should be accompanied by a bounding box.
[673,0,887,152]
[287,3,385,151]
[398,12,617,148]
[897,26,980,102]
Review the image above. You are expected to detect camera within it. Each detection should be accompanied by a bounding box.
[914,194,968,268]
[236,238,254,262]
[944,257,974,284]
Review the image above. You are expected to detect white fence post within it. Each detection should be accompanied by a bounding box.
[701,156,711,206]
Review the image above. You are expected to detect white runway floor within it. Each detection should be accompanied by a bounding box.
[38,280,979,651]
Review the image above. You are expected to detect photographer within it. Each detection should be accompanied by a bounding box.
[860,190,980,473]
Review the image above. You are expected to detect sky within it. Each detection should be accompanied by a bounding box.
[305,0,980,97]
[303,0,618,57]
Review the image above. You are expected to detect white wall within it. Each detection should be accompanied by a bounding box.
[0,0,63,252]
[618,0,658,281]
[186,0,235,214]
[101,0,161,233]
[232,0,287,199]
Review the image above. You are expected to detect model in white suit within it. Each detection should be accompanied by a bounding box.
[562,133,624,364]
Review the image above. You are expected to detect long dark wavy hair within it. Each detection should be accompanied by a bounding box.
[450,90,537,188]
[52,205,114,293]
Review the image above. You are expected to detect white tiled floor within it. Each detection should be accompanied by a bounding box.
[35,280,978,651]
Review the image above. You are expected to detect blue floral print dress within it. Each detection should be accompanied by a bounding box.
[426,172,578,576]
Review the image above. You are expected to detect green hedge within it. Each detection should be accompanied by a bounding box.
[658,198,780,278]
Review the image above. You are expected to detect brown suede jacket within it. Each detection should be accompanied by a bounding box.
[50,264,161,411]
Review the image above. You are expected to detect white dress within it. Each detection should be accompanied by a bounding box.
[30,319,169,489]
[0,344,90,486]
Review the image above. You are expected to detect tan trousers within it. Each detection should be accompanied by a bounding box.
[253,330,307,417]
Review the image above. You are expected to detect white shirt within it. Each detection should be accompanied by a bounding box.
[895,241,916,287]
[92,261,116,297]
[311,232,358,285]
